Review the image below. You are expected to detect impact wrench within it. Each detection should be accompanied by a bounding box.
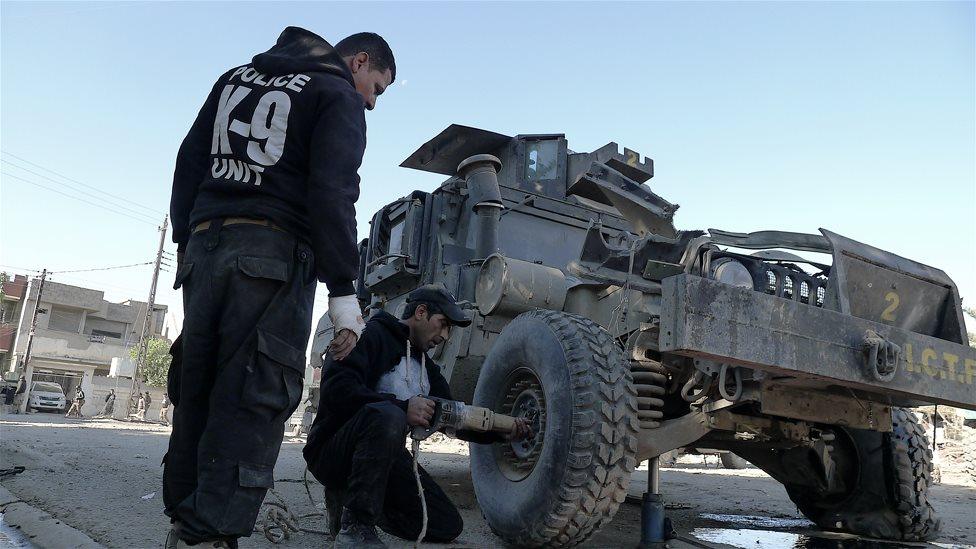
[408,397,520,548]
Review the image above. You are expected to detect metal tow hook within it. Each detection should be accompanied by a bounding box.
[718,364,743,402]
[862,330,901,382]
[680,370,712,402]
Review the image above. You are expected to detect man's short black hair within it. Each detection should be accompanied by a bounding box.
[335,32,396,83]
[401,300,440,320]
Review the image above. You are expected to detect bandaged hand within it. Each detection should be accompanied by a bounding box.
[328,295,365,361]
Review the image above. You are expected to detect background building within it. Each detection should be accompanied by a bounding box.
[3,274,168,415]
[0,274,29,370]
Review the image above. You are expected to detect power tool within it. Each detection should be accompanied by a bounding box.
[410,396,518,441]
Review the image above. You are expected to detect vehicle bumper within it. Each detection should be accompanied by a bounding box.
[659,275,976,410]
[32,404,66,411]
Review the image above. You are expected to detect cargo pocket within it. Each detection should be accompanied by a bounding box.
[219,461,275,535]
[172,262,193,290]
[237,256,288,282]
[242,329,305,424]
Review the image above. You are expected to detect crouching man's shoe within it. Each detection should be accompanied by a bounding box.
[333,508,386,548]
[164,525,236,548]
[323,486,344,537]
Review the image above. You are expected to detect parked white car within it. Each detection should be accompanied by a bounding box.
[28,382,67,413]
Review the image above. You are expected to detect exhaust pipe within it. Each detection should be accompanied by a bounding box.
[458,154,503,259]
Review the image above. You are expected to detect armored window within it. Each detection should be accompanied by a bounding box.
[387,219,405,260]
[524,139,558,181]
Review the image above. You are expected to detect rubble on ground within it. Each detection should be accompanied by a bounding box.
[917,406,976,486]
[937,425,976,486]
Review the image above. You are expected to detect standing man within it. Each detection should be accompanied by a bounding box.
[65,383,85,418]
[100,389,116,417]
[144,391,153,417]
[133,392,147,421]
[12,375,26,414]
[159,391,171,425]
[164,27,395,549]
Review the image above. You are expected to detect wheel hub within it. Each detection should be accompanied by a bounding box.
[496,368,546,481]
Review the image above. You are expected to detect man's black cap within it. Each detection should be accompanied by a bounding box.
[407,284,471,327]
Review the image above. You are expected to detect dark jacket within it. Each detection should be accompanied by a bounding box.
[170,26,366,296]
[304,312,497,463]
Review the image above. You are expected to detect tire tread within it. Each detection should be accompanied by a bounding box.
[495,310,639,548]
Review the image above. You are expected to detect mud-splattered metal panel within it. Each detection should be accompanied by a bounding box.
[659,275,976,409]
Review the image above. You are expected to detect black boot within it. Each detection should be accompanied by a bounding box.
[164,524,237,548]
[323,486,344,537]
[333,508,386,548]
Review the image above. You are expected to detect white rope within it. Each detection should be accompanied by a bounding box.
[406,336,428,547]
[406,338,412,386]
[412,438,428,548]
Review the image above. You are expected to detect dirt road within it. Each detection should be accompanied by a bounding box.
[1,413,973,548]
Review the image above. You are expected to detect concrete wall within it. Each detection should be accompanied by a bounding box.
[25,331,135,368]
[16,369,169,420]
[86,375,169,421]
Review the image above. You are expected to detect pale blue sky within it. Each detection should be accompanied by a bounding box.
[2,1,974,346]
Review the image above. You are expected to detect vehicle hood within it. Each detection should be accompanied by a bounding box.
[31,391,65,398]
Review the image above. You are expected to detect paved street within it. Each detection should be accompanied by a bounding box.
[1,413,974,548]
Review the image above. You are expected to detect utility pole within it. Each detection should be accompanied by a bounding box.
[18,269,47,412]
[21,269,47,372]
[128,215,168,416]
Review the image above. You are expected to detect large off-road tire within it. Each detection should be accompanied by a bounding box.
[719,452,748,470]
[471,310,639,548]
[783,408,941,541]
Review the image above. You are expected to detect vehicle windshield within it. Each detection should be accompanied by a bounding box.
[32,382,64,394]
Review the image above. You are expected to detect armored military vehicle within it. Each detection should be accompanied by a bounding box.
[312,125,975,547]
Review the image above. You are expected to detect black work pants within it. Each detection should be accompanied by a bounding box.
[163,221,315,543]
[307,401,463,542]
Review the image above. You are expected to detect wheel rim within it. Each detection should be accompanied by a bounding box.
[494,367,546,481]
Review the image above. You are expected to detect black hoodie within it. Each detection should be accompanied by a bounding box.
[170,27,366,296]
[304,311,499,470]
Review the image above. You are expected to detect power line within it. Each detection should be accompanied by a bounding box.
[46,273,150,296]
[1,159,161,223]
[2,262,166,295]
[1,151,164,216]
[50,261,154,274]
[0,264,40,273]
[2,172,159,227]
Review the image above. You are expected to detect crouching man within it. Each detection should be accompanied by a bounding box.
[304,285,531,547]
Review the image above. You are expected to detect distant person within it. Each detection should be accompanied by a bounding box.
[134,392,147,421]
[163,26,394,548]
[144,391,153,415]
[159,392,170,425]
[65,384,85,418]
[101,389,116,417]
[12,375,27,414]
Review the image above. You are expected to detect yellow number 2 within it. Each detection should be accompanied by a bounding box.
[881,291,900,322]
